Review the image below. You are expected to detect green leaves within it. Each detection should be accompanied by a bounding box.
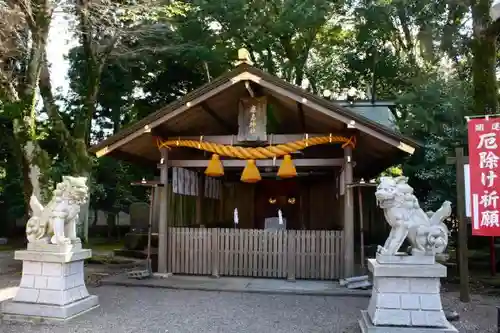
[398,74,473,211]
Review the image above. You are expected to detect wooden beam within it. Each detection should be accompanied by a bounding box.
[165,158,346,168]
[165,133,351,145]
[200,102,235,133]
[297,102,306,132]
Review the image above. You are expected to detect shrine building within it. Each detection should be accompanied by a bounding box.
[89,57,419,279]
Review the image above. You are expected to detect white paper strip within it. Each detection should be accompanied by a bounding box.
[180,168,186,195]
[234,208,239,225]
[191,171,196,196]
[193,172,198,196]
[172,167,178,194]
[177,168,182,195]
[186,170,191,196]
[473,193,479,230]
[464,164,471,217]
[185,169,190,195]
[190,170,195,196]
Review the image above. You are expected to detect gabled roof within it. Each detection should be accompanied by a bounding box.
[336,101,398,131]
[89,63,419,161]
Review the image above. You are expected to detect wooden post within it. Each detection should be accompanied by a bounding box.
[218,181,225,222]
[196,173,205,226]
[158,148,170,273]
[491,237,497,276]
[211,228,219,277]
[358,187,365,270]
[454,147,471,302]
[497,306,500,333]
[343,146,355,278]
[287,230,296,281]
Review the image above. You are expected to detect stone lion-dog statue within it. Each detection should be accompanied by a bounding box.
[26,176,89,245]
[375,176,451,256]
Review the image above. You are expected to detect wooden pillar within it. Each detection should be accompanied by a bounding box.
[218,182,225,222]
[158,148,169,273]
[343,146,354,278]
[454,147,471,302]
[196,173,205,226]
[211,228,219,277]
[358,187,365,270]
[287,230,296,280]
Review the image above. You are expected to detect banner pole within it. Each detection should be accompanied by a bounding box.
[491,237,497,276]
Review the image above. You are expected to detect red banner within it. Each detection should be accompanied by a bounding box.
[468,118,500,236]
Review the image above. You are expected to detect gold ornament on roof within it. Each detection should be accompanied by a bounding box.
[235,48,254,66]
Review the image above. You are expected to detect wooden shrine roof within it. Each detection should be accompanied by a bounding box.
[89,63,420,178]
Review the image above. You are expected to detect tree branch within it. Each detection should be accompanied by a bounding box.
[38,57,72,143]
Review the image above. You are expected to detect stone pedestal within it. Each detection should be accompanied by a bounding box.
[1,241,99,323]
[359,254,457,333]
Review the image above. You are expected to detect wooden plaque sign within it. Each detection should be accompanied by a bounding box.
[237,97,267,142]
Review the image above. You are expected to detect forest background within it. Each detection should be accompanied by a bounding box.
[0,0,497,241]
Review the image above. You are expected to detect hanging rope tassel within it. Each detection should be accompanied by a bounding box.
[205,154,224,177]
[241,160,261,183]
[277,154,297,178]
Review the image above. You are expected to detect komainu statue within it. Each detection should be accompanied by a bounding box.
[375,176,450,256]
[26,176,88,245]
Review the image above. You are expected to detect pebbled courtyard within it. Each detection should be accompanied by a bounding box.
[2,285,366,333]
[0,251,498,333]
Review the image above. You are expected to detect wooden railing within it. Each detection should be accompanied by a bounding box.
[167,228,343,280]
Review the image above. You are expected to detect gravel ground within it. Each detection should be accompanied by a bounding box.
[1,286,366,333]
[0,284,498,333]
[0,249,498,333]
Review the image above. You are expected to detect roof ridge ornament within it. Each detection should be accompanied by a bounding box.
[235,48,254,66]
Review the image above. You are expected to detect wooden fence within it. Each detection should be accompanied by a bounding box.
[167,228,344,280]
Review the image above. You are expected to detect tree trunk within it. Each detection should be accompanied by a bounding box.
[7,0,55,210]
[13,91,52,208]
[107,212,116,239]
[471,0,499,115]
[92,209,99,227]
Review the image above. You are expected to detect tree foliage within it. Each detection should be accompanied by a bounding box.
[0,0,497,239]
[399,74,472,211]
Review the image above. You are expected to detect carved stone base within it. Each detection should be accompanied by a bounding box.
[27,238,82,253]
[1,245,99,323]
[376,252,435,265]
[2,296,99,324]
[359,258,457,331]
[359,310,458,333]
